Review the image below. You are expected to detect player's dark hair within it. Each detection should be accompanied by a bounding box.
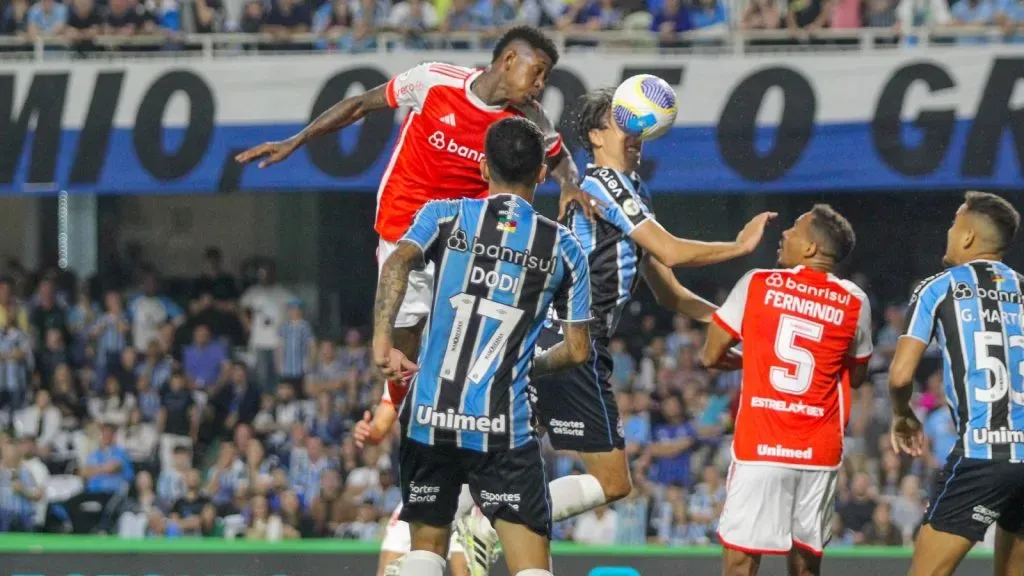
[964,191,1020,252]
[574,88,614,157]
[491,26,559,67]
[809,204,856,263]
[485,117,545,188]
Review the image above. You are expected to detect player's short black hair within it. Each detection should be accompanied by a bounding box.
[485,117,545,188]
[491,26,559,67]
[964,191,1020,251]
[574,88,614,157]
[809,204,856,263]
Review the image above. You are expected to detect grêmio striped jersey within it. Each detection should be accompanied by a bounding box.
[397,194,592,452]
[904,260,1024,461]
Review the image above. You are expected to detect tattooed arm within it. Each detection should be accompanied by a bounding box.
[371,241,422,380]
[236,85,390,168]
[533,321,591,378]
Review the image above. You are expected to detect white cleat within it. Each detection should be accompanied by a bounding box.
[383,556,404,576]
[455,508,500,576]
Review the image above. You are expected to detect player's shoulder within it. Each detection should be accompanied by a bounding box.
[406,61,475,89]
[583,164,639,196]
[508,97,553,122]
[909,269,954,300]
[827,276,870,307]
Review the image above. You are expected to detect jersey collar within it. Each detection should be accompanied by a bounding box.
[464,69,505,113]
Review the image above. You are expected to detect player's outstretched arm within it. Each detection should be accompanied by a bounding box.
[235,85,390,168]
[533,320,591,378]
[372,241,422,381]
[630,211,778,268]
[640,256,716,323]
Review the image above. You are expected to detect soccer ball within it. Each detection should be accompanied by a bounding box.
[611,74,678,142]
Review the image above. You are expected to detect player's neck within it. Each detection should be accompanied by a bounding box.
[489,186,535,204]
[959,251,1002,265]
[471,70,508,107]
[593,153,632,174]
[797,258,834,275]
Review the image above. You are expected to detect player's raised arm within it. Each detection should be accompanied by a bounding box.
[640,255,716,323]
[630,211,777,268]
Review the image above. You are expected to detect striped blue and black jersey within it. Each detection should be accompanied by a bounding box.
[398,194,592,452]
[561,164,654,341]
[905,260,1024,461]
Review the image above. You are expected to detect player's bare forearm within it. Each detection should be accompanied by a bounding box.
[701,322,739,369]
[548,149,579,190]
[632,220,749,269]
[372,242,420,345]
[533,321,591,377]
[295,85,390,146]
[641,257,716,323]
[889,336,927,416]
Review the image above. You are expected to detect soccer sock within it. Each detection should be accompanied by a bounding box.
[548,474,607,522]
[399,550,446,576]
[515,570,554,576]
[455,484,475,518]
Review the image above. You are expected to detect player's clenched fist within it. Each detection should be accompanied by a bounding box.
[735,211,779,255]
[235,139,301,169]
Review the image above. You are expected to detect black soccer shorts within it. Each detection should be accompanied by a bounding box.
[923,456,1024,542]
[530,329,625,453]
[398,437,552,538]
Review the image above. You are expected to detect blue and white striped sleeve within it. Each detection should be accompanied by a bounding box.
[581,168,652,235]
[904,272,950,344]
[399,200,460,254]
[553,227,592,323]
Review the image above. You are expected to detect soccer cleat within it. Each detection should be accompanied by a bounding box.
[456,508,500,576]
[383,556,404,576]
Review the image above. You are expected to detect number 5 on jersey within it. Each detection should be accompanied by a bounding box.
[770,315,825,396]
[973,331,1024,405]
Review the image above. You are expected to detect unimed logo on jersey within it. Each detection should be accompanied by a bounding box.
[757,443,813,460]
[427,131,484,162]
[415,405,507,434]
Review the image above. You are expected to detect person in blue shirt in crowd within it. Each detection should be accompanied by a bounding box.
[650,0,692,46]
[649,396,698,487]
[688,0,728,30]
[950,0,996,42]
[996,0,1024,39]
[277,300,315,390]
[65,422,134,533]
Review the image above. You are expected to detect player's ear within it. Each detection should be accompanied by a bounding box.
[536,164,549,184]
[589,129,603,150]
[480,160,491,182]
[804,239,818,259]
[962,228,976,251]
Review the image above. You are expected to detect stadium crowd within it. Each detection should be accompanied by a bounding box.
[0,246,970,549]
[1,0,1023,51]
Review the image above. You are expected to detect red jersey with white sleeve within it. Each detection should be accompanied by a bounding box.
[712,266,873,470]
[377,63,564,243]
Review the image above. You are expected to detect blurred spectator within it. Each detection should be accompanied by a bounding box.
[861,501,903,546]
[0,317,32,422]
[740,0,782,29]
[574,504,618,544]
[609,338,635,392]
[517,0,562,26]
[310,468,344,536]
[838,472,878,543]
[245,494,289,540]
[157,445,190,509]
[890,474,923,542]
[193,0,225,32]
[240,262,294,395]
[996,0,1024,35]
[0,279,29,335]
[129,273,184,354]
[648,396,697,487]
[169,469,215,535]
[0,438,42,532]
[138,340,173,393]
[952,0,997,23]
[896,0,952,32]
[865,0,899,27]
[120,407,159,475]
[91,290,129,380]
[308,391,345,446]
[158,371,198,472]
[263,0,312,38]
[1,0,30,36]
[622,391,652,459]
[688,0,727,30]
[211,361,261,437]
[14,390,61,454]
[26,0,67,39]
[389,0,438,49]
[37,328,70,391]
[688,464,726,535]
[339,498,381,540]
[184,325,228,390]
[787,0,829,33]
[89,375,136,427]
[183,291,244,348]
[105,0,141,35]
[315,0,355,49]
[30,279,69,352]
[442,0,482,33]
[240,0,266,32]
[477,0,518,31]
[192,248,237,311]
[305,340,347,399]
[338,329,371,401]
[351,0,387,49]
[70,422,134,533]
[277,300,314,389]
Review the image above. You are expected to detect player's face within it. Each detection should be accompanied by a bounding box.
[943,203,971,267]
[591,110,642,172]
[501,47,553,105]
[777,212,813,267]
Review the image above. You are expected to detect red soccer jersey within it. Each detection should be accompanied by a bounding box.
[712,266,873,470]
[377,63,563,243]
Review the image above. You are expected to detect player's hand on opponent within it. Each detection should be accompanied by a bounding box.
[558,182,606,221]
[735,211,779,255]
[373,343,418,383]
[890,412,925,457]
[235,138,301,169]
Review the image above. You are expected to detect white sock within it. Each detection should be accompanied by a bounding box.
[399,550,445,576]
[516,570,554,576]
[548,474,607,522]
[455,484,475,518]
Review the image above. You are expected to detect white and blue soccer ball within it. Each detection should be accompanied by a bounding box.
[611,74,678,142]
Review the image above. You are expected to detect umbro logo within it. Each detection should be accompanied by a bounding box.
[439,113,457,127]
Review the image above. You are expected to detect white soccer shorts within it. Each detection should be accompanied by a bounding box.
[378,239,435,329]
[381,504,465,557]
[717,461,838,556]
